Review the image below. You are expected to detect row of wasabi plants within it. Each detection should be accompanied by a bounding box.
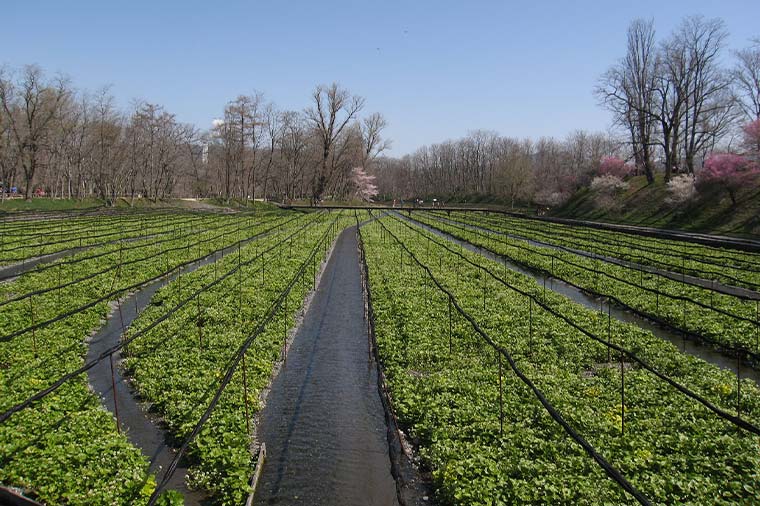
[124,210,353,503]
[433,210,760,291]
[0,209,347,504]
[411,211,760,358]
[0,210,215,265]
[361,213,760,505]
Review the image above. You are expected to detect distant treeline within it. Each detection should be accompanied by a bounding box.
[0,67,388,203]
[373,15,760,207]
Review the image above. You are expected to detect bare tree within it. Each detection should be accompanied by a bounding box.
[260,103,282,200]
[305,83,364,202]
[676,16,735,174]
[733,39,760,121]
[650,35,690,181]
[494,137,534,208]
[0,87,18,200]
[183,127,208,197]
[360,112,390,168]
[0,65,70,199]
[596,19,658,183]
[276,111,311,201]
[90,89,128,204]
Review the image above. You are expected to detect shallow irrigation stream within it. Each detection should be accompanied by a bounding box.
[0,231,167,283]
[395,212,760,385]
[0,248,88,282]
[86,228,282,503]
[254,227,398,506]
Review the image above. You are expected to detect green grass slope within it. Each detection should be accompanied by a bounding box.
[553,174,760,238]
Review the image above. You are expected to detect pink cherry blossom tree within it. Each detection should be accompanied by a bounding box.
[598,157,634,179]
[351,167,378,202]
[697,154,758,205]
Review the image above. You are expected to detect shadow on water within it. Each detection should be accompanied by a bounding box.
[254,227,398,506]
[397,213,760,385]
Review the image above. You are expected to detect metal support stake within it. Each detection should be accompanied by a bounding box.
[448,296,453,355]
[607,299,612,363]
[529,297,533,357]
[498,352,503,436]
[30,296,38,358]
[110,353,120,434]
[57,263,62,308]
[482,270,486,311]
[620,352,625,436]
[734,349,742,421]
[117,297,125,332]
[656,276,659,312]
[242,352,251,435]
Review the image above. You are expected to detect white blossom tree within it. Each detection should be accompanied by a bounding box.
[350,166,378,202]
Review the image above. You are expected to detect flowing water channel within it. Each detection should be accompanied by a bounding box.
[86,227,281,504]
[254,227,399,506]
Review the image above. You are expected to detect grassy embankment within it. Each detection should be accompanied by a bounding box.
[553,174,760,238]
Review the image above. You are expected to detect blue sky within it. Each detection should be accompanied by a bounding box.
[4,1,759,155]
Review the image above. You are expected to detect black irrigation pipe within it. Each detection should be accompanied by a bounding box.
[0,214,314,344]
[0,207,159,231]
[286,204,760,254]
[388,212,760,437]
[0,211,184,249]
[0,207,218,236]
[456,210,760,273]
[0,215,221,286]
[0,214,300,307]
[0,215,203,268]
[432,211,760,298]
[22,213,324,381]
[146,214,341,505]
[0,213,332,425]
[0,212,207,254]
[0,203,209,228]
[370,211,652,506]
[0,214,264,282]
[115,217,323,378]
[445,211,760,291]
[413,213,760,364]
[0,211,205,245]
[418,213,760,327]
